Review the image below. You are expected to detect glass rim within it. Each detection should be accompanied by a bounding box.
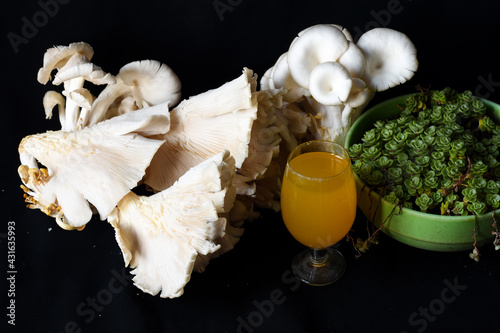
[286,140,352,181]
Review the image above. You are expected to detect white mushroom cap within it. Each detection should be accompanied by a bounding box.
[308,61,352,106]
[118,60,182,108]
[53,61,114,86]
[259,66,275,91]
[338,42,365,78]
[107,150,236,298]
[65,88,95,129]
[332,24,354,42]
[271,53,310,103]
[346,78,370,108]
[295,24,353,42]
[357,28,418,91]
[65,88,94,111]
[287,24,349,89]
[18,103,171,228]
[42,91,65,123]
[37,42,94,85]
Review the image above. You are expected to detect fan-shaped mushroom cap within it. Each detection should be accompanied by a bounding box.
[18,103,171,228]
[144,68,258,192]
[237,89,282,181]
[309,61,352,106]
[108,150,236,298]
[357,28,418,91]
[287,24,349,89]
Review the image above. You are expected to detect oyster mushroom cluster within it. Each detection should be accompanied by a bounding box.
[17,24,417,298]
[261,25,418,145]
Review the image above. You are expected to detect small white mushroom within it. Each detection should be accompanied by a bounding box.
[37,42,115,131]
[42,91,66,124]
[66,88,94,111]
[37,42,94,85]
[65,88,95,129]
[88,60,181,126]
[287,24,349,89]
[308,61,352,106]
[119,60,182,108]
[356,28,418,91]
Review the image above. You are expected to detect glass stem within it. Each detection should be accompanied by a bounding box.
[310,249,328,267]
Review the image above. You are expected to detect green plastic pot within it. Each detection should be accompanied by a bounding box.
[345,94,500,252]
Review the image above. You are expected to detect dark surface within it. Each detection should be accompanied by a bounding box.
[1,0,500,332]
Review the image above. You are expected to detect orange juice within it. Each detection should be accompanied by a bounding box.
[281,151,356,249]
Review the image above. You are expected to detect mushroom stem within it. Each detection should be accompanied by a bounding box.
[62,76,85,131]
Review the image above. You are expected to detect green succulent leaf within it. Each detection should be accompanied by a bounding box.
[366,170,386,186]
[349,143,363,158]
[451,201,468,216]
[485,194,500,209]
[415,193,433,212]
[462,187,478,203]
[467,201,487,215]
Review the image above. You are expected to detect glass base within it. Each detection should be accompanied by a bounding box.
[291,247,346,286]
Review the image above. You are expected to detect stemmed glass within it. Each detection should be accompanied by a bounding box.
[281,140,357,286]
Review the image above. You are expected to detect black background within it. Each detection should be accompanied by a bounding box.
[1,0,500,332]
